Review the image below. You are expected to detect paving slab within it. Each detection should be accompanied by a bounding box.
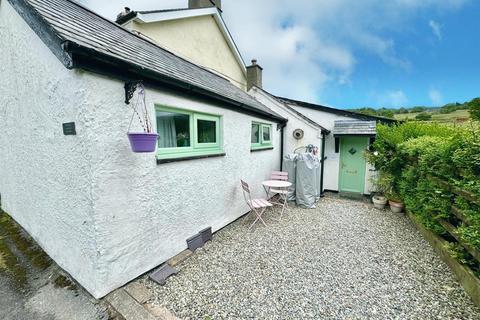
[125,281,154,304]
[106,289,157,320]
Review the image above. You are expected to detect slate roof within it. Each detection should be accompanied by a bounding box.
[256,87,329,134]
[8,0,285,123]
[276,96,396,124]
[333,120,376,136]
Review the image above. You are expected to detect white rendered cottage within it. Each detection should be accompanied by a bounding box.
[249,87,396,196]
[110,0,395,197]
[0,0,286,298]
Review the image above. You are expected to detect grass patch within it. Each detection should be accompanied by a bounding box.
[0,213,51,270]
[394,109,471,123]
[54,274,77,291]
[0,237,6,270]
[0,227,27,288]
[0,210,52,289]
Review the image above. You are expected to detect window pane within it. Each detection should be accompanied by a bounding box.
[197,119,217,143]
[156,111,190,148]
[251,123,260,143]
[263,125,271,142]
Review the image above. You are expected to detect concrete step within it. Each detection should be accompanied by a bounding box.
[106,284,179,320]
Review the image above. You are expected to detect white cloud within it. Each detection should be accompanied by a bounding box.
[79,0,468,104]
[429,20,442,40]
[429,88,443,105]
[378,90,409,107]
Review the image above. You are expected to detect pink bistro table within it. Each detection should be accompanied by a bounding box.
[262,180,292,217]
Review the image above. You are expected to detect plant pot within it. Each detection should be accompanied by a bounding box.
[372,195,387,210]
[389,200,404,213]
[127,132,158,153]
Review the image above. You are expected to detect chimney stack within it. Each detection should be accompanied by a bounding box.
[246,59,263,90]
[188,0,222,11]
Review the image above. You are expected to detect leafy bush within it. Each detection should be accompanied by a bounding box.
[366,122,480,266]
[415,112,432,121]
[468,98,480,121]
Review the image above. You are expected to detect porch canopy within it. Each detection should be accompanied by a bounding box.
[333,120,376,136]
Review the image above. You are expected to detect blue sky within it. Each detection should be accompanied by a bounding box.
[82,0,479,109]
[324,1,480,109]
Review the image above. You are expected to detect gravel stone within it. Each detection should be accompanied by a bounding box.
[147,196,480,319]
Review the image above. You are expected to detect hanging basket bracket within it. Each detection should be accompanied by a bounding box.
[124,80,143,104]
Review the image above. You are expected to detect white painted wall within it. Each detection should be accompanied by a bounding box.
[1,0,281,298]
[90,80,280,298]
[287,105,375,194]
[0,0,98,294]
[249,87,323,156]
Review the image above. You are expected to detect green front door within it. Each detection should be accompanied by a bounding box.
[339,136,368,194]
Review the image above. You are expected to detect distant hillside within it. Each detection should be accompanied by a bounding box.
[347,97,478,123]
[394,109,470,123]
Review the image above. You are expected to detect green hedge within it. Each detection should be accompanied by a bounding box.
[366,122,480,271]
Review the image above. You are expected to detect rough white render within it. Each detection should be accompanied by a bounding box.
[90,81,280,298]
[0,0,281,298]
[280,104,375,194]
[0,0,99,294]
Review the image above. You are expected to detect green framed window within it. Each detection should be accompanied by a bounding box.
[156,105,223,160]
[251,122,273,150]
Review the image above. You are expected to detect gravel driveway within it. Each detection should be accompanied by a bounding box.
[148,196,480,319]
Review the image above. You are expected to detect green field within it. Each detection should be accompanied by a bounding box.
[394,109,471,123]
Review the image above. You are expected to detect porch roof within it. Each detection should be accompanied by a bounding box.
[333,120,376,136]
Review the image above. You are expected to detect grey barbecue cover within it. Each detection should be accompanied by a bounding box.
[295,153,318,209]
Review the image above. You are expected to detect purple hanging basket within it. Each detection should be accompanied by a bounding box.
[127,132,158,153]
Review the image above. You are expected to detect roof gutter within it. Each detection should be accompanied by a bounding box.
[63,41,287,124]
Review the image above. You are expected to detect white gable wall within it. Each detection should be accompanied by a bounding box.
[126,14,247,90]
[1,0,281,298]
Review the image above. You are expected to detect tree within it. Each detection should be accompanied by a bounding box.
[410,106,427,113]
[468,97,480,121]
[415,112,432,121]
[377,109,395,118]
[354,107,377,116]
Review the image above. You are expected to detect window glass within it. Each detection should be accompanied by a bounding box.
[156,106,223,160]
[156,111,190,148]
[251,123,260,143]
[251,122,273,150]
[197,119,217,143]
[262,125,271,142]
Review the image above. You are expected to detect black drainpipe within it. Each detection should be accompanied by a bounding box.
[280,124,285,171]
[320,131,326,197]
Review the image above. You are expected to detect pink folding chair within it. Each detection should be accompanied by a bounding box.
[268,171,289,217]
[270,171,289,181]
[240,180,272,229]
